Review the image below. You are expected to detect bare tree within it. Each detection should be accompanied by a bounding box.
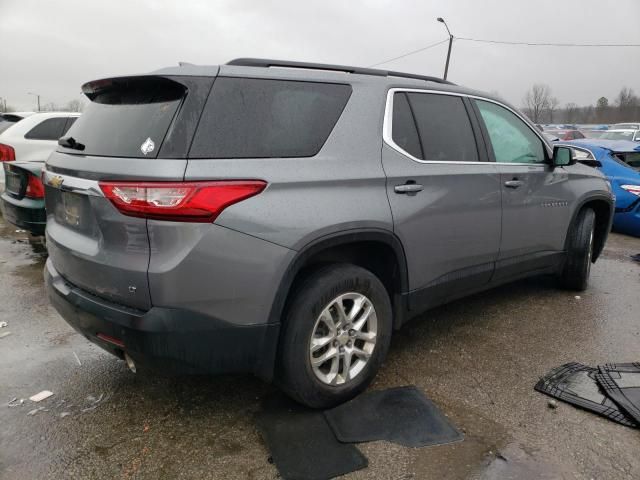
[524,84,552,123]
[547,96,559,123]
[615,87,639,122]
[565,103,579,123]
[41,102,60,112]
[616,87,638,108]
[64,99,84,112]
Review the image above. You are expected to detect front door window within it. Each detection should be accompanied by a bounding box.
[475,100,545,164]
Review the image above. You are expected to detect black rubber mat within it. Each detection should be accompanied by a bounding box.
[596,363,640,425]
[535,362,637,427]
[255,394,368,480]
[324,386,463,447]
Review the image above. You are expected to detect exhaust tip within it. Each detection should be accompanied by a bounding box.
[124,353,137,373]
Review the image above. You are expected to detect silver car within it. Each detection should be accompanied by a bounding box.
[43,59,614,407]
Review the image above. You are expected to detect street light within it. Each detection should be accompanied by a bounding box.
[437,17,454,81]
[28,92,41,111]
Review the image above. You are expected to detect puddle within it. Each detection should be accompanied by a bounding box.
[474,443,573,480]
[0,214,47,274]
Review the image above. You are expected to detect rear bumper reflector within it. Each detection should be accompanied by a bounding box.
[97,333,125,348]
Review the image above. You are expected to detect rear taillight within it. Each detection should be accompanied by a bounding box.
[98,181,267,222]
[25,174,45,199]
[0,143,15,162]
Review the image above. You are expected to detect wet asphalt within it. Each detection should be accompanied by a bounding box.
[0,213,639,480]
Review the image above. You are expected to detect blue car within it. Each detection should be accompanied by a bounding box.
[563,139,640,237]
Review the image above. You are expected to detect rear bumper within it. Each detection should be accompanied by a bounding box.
[0,193,46,235]
[45,258,280,378]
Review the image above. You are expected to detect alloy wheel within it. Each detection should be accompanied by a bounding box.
[309,292,378,385]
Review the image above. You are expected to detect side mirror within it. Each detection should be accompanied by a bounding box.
[552,146,574,167]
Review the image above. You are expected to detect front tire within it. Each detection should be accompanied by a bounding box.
[278,264,392,408]
[559,208,595,291]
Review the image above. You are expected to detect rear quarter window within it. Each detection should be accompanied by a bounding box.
[62,117,77,135]
[24,117,68,140]
[189,78,352,159]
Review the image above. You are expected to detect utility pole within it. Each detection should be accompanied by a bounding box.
[437,17,454,81]
[28,92,41,111]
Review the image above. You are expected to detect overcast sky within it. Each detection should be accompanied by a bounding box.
[1,0,638,111]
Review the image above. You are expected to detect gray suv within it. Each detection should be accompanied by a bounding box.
[44,59,613,407]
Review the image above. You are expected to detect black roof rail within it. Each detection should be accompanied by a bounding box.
[226,58,455,85]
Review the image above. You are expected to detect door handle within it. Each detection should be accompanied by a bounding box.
[394,183,424,194]
[504,179,524,189]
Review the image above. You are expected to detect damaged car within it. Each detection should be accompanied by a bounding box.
[43,59,614,407]
[1,160,46,235]
[564,139,640,237]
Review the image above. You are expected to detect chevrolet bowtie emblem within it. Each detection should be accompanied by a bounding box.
[49,175,64,188]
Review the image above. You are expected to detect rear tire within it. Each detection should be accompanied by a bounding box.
[559,208,595,291]
[277,264,392,408]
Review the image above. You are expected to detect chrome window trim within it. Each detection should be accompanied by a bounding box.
[555,143,597,161]
[42,169,104,197]
[382,87,552,167]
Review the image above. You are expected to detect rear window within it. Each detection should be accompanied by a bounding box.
[1,114,24,122]
[0,120,13,134]
[189,78,351,159]
[24,117,68,140]
[59,76,186,158]
[614,152,640,170]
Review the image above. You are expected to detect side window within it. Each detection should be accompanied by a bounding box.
[62,117,78,135]
[24,117,68,141]
[404,93,478,162]
[391,92,422,159]
[190,78,352,159]
[475,100,545,164]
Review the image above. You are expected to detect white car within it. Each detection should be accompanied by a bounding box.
[612,122,640,130]
[600,129,640,142]
[0,112,80,163]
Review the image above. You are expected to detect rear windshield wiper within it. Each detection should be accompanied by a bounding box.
[58,136,85,151]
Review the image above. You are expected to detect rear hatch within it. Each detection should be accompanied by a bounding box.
[45,74,215,310]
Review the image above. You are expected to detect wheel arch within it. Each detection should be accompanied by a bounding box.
[257,229,409,381]
[566,194,613,261]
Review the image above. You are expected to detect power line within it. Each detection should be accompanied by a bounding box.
[368,35,640,70]
[457,37,640,47]
[368,38,449,67]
